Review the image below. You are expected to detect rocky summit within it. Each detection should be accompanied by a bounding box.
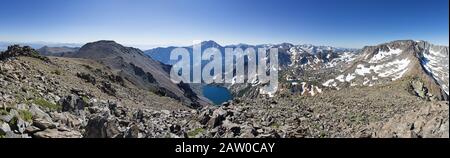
[1,41,449,138]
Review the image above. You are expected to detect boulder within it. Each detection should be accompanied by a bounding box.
[198,109,211,125]
[84,115,121,138]
[221,120,241,137]
[76,72,96,85]
[0,113,14,123]
[105,119,122,138]
[239,125,256,138]
[33,118,56,130]
[11,117,29,134]
[0,122,11,135]
[100,82,116,96]
[51,112,82,129]
[0,109,17,123]
[160,110,171,115]
[33,129,82,138]
[84,115,107,138]
[125,125,140,138]
[59,94,85,112]
[207,108,227,128]
[5,131,22,138]
[29,104,52,122]
[24,126,41,134]
[169,124,182,134]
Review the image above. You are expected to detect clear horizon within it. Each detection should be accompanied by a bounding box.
[1,39,448,51]
[0,0,448,49]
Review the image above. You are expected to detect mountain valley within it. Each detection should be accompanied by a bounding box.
[0,40,448,138]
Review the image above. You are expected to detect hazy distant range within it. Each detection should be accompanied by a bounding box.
[0,41,168,51]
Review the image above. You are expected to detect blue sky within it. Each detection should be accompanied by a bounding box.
[0,0,448,49]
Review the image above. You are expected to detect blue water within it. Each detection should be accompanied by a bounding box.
[202,85,232,105]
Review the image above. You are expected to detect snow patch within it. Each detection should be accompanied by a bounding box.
[355,64,372,76]
[345,73,356,82]
[354,59,411,81]
[336,75,345,82]
[301,82,307,95]
[315,86,323,93]
[322,79,335,87]
[363,77,370,85]
[310,85,315,96]
[422,49,449,94]
[376,59,411,80]
[369,47,403,63]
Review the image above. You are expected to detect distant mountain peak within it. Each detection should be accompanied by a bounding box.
[74,40,208,107]
[37,45,79,57]
[92,40,118,44]
[200,40,222,48]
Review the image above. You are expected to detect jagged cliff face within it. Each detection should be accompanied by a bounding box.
[417,41,449,96]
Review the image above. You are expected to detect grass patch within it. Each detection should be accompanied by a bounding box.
[81,96,90,104]
[318,132,327,138]
[18,110,33,122]
[270,122,281,129]
[33,98,61,111]
[9,116,18,126]
[0,109,8,115]
[187,128,205,138]
[0,120,5,138]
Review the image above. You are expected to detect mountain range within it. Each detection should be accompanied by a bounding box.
[0,39,448,138]
[144,40,448,101]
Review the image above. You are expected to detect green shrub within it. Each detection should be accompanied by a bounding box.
[187,128,205,138]
[0,120,5,138]
[18,110,33,122]
[0,109,8,115]
[9,116,18,126]
[81,96,90,105]
[33,98,61,111]
[270,122,281,129]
